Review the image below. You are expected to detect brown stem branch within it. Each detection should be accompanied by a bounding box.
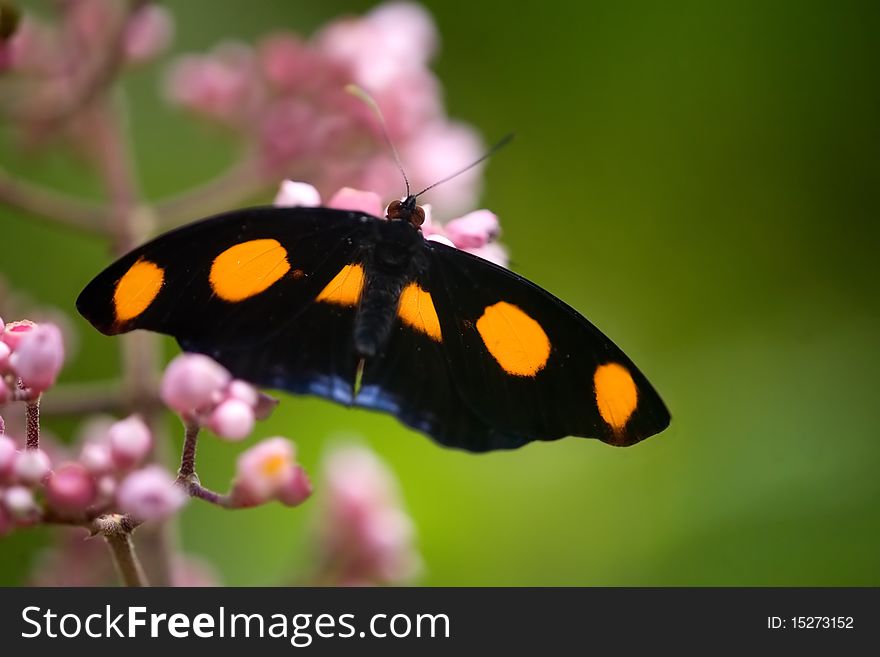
[178,477,234,508]
[85,92,176,586]
[178,417,200,478]
[0,168,110,235]
[154,157,268,228]
[38,380,158,417]
[25,396,40,450]
[97,515,148,587]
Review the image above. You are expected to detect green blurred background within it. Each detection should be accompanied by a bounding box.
[2,0,879,585]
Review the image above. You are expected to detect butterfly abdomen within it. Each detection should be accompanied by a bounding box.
[354,270,408,358]
[353,220,427,358]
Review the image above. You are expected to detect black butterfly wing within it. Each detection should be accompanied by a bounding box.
[422,241,670,449]
[76,206,370,350]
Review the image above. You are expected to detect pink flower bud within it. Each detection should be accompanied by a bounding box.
[278,464,312,507]
[444,209,499,249]
[14,448,51,485]
[207,398,255,441]
[164,43,257,126]
[79,441,113,474]
[96,474,117,502]
[227,379,258,406]
[123,4,174,64]
[328,187,384,217]
[160,353,231,415]
[464,242,509,268]
[4,485,37,519]
[117,465,187,522]
[0,340,10,370]
[0,378,9,404]
[274,180,322,208]
[0,434,16,477]
[318,445,421,585]
[232,437,296,505]
[108,415,152,469]
[1,319,37,350]
[8,323,65,392]
[0,315,4,333]
[45,463,97,515]
[425,233,455,248]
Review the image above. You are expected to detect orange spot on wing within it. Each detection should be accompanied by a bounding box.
[594,362,638,430]
[209,239,291,302]
[316,264,364,306]
[397,283,442,341]
[475,301,550,376]
[113,259,164,322]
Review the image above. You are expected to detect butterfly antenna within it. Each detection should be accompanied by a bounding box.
[414,133,514,198]
[346,84,411,197]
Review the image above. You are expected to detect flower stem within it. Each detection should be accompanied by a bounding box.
[25,396,40,450]
[178,418,200,478]
[0,168,110,236]
[100,518,149,587]
[154,157,267,228]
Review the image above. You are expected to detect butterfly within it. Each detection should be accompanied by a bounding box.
[76,190,670,453]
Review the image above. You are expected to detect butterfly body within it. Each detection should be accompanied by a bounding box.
[77,200,670,452]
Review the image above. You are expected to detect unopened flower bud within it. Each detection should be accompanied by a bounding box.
[79,441,113,474]
[444,209,499,249]
[1,319,37,350]
[207,398,255,441]
[14,448,51,485]
[328,187,384,217]
[45,463,97,515]
[4,485,37,519]
[160,353,231,415]
[117,465,187,522]
[123,4,174,64]
[8,323,65,392]
[0,434,16,477]
[274,180,321,207]
[278,464,312,507]
[108,415,152,469]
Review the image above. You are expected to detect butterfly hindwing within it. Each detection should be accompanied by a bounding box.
[424,241,670,448]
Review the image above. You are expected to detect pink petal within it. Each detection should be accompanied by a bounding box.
[444,209,500,249]
[207,399,255,441]
[328,187,384,217]
[160,353,231,415]
[465,242,509,268]
[274,180,322,207]
[7,323,65,392]
[45,463,97,515]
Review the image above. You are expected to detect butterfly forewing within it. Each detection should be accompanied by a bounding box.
[76,206,368,346]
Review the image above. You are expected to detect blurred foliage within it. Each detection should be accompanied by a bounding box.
[1,0,878,585]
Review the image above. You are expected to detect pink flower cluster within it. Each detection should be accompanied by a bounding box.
[165,2,485,218]
[275,180,509,267]
[160,353,277,440]
[0,317,65,401]
[160,353,311,510]
[1,1,172,75]
[316,445,421,585]
[0,414,185,536]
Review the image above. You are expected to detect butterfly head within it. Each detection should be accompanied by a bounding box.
[386,195,426,228]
